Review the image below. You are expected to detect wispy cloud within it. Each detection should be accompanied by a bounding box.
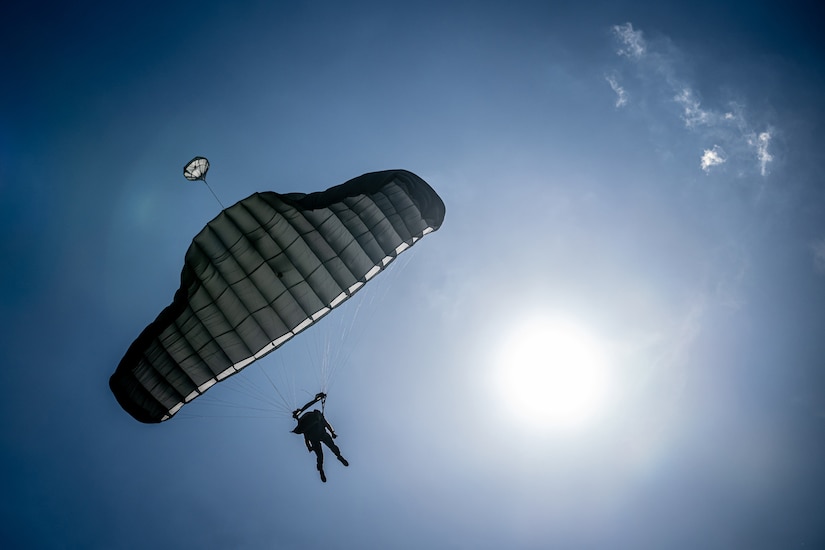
[701,145,727,172]
[750,131,773,176]
[612,23,646,59]
[608,22,776,178]
[606,74,628,107]
[675,88,713,128]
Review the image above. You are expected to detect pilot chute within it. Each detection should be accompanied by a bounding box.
[183,157,210,181]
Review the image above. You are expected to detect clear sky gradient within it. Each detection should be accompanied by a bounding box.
[2,1,824,548]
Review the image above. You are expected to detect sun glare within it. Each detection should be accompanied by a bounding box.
[494,316,611,432]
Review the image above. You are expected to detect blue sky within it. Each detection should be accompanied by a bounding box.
[3,1,825,548]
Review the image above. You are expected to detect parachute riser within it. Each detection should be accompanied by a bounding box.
[292,392,327,419]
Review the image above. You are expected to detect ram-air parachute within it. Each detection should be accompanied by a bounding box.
[110,168,445,423]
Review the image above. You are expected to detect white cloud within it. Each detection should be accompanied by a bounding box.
[675,88,713,128]
[608,22,777,178]
[701,145,727,172]
[605,75,628,107]
[612,23,646,59]
[749,131,773,176]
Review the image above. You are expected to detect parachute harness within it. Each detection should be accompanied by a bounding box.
[293,392,327,419]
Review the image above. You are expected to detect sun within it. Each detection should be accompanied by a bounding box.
[493,316,611,432]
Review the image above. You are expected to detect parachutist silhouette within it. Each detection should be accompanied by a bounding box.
[292,393,348,483]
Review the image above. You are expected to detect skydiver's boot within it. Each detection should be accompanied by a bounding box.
[317,463,326,482]
[337,455,349,467]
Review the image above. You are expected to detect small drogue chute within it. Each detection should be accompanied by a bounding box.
[183,156,223,207]
[183,156,210,181]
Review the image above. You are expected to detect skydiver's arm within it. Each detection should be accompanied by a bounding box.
[304,434,312,452]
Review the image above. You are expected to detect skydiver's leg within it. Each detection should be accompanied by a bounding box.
[322,434,348,466]
[312,440,324,469]
[321,434,340,456]
[311,440,326,481]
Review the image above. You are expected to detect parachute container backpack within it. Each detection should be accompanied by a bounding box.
[110,169,446,423]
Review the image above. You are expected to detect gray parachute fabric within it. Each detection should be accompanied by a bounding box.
[110,169,445,423]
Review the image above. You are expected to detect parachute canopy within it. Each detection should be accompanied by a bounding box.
[183,156,210,181]
[110,169,446,423]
